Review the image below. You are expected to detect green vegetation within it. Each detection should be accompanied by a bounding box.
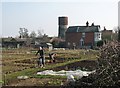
[34,75,66,79]
[4,58,81,84]
[97,40,103,47]
[2,48,99,86]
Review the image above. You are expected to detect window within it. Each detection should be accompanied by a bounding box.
[67,42,71,46]
[73,43,76,46]
[98,33,101,38]
[82,33,85,38]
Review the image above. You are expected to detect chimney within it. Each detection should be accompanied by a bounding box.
[104,26,106,31]
[91,23,94,26]
[86,21,89,27]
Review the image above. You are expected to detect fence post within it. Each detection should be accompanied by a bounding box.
[118,28,120,42]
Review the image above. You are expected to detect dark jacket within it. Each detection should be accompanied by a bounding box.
[36,49,44,57]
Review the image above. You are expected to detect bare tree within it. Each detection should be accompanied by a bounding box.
[37,29,44,37]
[113,26,119,33]
[113,26,120,42]
[30,31,36,38]
[19,28,29,38]
[112,26,119,41]
[19,28,24,38]
[24,28,29,38]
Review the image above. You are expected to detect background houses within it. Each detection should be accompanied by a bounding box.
[2,36,52,49]
[2,16,117,49]
[2,38,27,48]
[65,22,101,49]
[101,27,113,41]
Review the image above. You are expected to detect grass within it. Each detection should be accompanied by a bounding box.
[2,48,99,85]
[4,58,81,83]
[33,75,67,79]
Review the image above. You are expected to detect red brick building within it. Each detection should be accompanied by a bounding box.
[65,22,101,49]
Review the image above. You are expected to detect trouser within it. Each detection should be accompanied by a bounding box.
[38,57,45,66]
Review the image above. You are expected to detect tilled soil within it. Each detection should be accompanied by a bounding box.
[6,59,97,86]
[52,59,97,71]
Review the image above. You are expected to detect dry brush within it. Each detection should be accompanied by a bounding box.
[68,41,120,87]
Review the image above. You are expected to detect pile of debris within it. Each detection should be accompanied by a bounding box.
[68,42,120,87]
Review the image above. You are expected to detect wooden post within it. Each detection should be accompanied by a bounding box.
[118,29,120,42]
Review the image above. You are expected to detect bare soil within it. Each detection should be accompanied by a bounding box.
[52,59,97,71]
[7,59,97,86]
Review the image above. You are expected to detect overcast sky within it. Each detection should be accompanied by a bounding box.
[1,0,119,37]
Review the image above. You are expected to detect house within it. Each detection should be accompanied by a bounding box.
[2,37,27,48]
[46,43,53,51]
[32,35,52,48]
[2,35,52,49]
[50,37,65,48]
[101,27,113,41]
[65,22,101,49]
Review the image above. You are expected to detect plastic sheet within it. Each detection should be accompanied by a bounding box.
[37,70,95,81]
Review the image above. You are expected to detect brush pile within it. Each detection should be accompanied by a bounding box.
[68,42,120,87]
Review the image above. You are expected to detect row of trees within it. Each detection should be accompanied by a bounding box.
[19,28,44,38]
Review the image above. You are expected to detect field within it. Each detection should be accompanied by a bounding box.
[2,48,99,86]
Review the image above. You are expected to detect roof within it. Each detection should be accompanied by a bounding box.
[2,38,27,42]
[50,37,65,43]
[102,30,112,33]
[46,43,52,46]
[66,25,100,33]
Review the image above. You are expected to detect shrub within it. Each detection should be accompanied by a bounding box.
[97,40,103,47]
[67,42,120,87]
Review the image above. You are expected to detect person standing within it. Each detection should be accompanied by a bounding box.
[36,46,45,68]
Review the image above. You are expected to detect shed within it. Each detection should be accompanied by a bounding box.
[46,43,53,51]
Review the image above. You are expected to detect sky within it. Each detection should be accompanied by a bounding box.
[1,0,119,37]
